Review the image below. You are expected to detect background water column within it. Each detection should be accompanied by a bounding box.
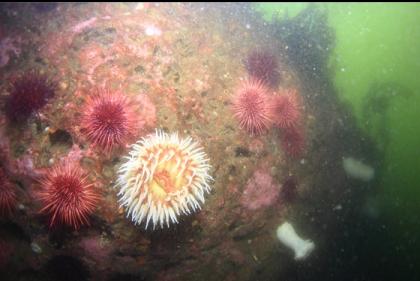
[255,1,420,247]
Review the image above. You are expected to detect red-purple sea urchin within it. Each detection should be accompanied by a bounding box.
[271,89,301,129]
[232,79,273,136]
[245,49,280,88]
[5,71,55,123]
[38,163,99,229]
[81,88,141,153]
[281,126,305,158]
[0,168,17,216]
[281,175,298,202]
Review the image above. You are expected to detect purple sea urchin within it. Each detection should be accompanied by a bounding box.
[271,89,301,129]
[232,79,273,136]
[281,125,305,158]
[38,162,99,230]
[5,71,55,123]
[245,49,280,88]
[0,168,17,216]
[81,88,141,153]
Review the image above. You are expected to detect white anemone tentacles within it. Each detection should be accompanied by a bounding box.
[116,129,213,230]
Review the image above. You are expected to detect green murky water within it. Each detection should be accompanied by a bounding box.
[256,2,420,236]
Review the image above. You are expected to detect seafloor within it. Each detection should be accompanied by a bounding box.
[0,3,379,281]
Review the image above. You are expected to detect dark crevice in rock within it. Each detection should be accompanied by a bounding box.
[44,255,90,281]
[235,146,252,157]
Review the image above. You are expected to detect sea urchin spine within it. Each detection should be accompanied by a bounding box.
[116,130,213,230]
[232,79,273,136]
[245,49,280,88]
[271,89,301,129]
[5,71,55,123]
[38,163,99,229]
[0,168,17,216]
[81,88,140,153]
[281,126,305,158]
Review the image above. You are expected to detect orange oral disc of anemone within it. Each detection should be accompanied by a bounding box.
[116,130,213,230]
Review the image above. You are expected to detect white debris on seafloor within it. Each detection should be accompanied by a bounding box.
[144,25,162,37]
[135,3,144,10]
[342,157,375,181]
[71,17,97,34]
[31,242,42,254]
[276,221,315,261]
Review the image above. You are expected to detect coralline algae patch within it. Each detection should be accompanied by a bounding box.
[240,169,280,211]
[36,4,176,90]
[0,3,317,281]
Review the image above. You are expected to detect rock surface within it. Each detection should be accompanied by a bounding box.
[0,3,376,281]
